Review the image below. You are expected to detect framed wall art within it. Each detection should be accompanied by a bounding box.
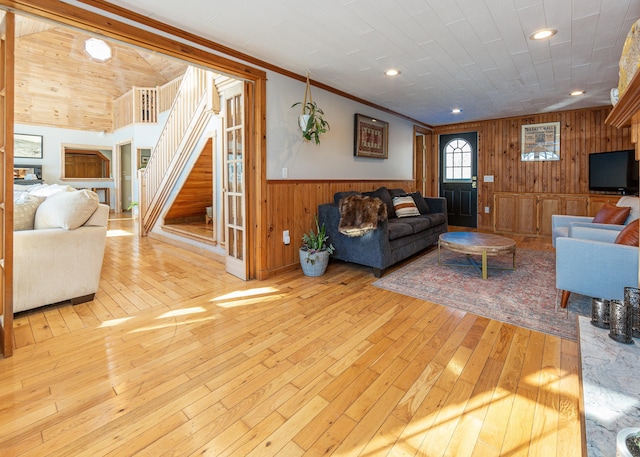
[521,122,560,161]
[354,114,388,159]
[14,133,43,159]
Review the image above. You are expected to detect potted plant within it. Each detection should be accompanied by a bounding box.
[292,100,330,144]
[299,215,334,276]
[292,73,330,145]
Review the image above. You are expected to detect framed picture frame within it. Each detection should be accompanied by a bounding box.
[14,133,43,159]
[354,114,388,159]
[521,122,560,161]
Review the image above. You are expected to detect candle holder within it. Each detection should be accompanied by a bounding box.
[590,297,610,329]
[624,287,640,338]
[609,299,634,344]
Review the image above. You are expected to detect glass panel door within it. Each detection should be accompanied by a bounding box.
[223,83,246,280]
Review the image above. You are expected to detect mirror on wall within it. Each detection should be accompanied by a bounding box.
[62,146,112,179]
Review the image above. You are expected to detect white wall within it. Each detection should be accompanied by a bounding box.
[266,71,416,180]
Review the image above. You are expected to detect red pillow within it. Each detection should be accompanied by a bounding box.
[615,219,640,246]
[593,203,631,224]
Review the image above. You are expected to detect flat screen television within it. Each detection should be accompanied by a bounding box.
[588,150,639,194]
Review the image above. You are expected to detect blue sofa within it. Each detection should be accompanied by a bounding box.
[318,187,448,277]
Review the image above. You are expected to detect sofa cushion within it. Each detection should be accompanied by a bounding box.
[364,187,396,219]
[392,195,420,218]
[29,183,75,198]
[408,191,430,214]
[387,220,414,240]
[615,219,640,246]
[617,196,640,224]
[35,189,99,230]
[593,203,630,224]
[333,190,361,205]
[14,194,45,231]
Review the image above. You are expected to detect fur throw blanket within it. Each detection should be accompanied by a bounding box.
[338,195,387,237]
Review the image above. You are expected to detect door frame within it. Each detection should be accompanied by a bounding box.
[0,1,267,280]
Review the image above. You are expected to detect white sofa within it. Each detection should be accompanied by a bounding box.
[13,186,109,313]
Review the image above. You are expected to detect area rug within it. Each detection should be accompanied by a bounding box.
[373,248,590,341]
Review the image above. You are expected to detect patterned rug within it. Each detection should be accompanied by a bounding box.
[373,247,590,341]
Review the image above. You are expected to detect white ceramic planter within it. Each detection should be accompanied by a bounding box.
[617,427,640,457]
[299,248,329,276]
[298,114,310,131]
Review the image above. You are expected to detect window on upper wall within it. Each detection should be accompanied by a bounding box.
[62,146,112,179]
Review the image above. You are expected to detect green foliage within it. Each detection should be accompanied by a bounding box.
[292,101,330,145]
[301,215,334,262]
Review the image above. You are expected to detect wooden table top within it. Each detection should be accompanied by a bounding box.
[439,231,516,255]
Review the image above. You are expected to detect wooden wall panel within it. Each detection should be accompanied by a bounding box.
[431,106,632,231]
[264,180,415,275]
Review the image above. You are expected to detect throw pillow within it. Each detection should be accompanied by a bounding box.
[14,195,45,231]
[393,195,420,218]
[615,219,640,246]
[35,189,99,230]
[408,191,430,214]
[592,203,631,224]
[364,187,396,219]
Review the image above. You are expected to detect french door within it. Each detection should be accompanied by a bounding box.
[0,12,14,357]
[223,82,247,280]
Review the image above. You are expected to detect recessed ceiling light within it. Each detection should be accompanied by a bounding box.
[529,28,557,40]
[570,90,585,96]
[385,69,401,76]
[452,108,462,114]
[84,38,112,62]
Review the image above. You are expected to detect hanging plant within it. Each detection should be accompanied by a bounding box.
[292,73,330,144]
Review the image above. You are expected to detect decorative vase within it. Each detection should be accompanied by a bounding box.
[617,427,640,456]
[299,248,329,276]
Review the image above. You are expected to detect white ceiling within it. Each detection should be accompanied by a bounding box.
[96,0,639,126]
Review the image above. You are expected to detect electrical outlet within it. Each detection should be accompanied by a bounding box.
[485,206,490,213]
[282,168,288,179]
[283,230,290,245]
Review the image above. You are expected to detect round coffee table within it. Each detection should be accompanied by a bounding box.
[438,232,516,279]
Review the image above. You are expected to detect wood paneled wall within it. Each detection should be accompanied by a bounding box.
[264,180,415,275]
[432,106,633,231]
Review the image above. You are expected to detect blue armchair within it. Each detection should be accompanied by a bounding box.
[551,196,639,247]
[556,225,638,308]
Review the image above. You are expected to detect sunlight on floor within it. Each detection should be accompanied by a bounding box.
[107,229,134,237]
[99,317,134,328]
[157,307,206,318]
[210,286,286,308]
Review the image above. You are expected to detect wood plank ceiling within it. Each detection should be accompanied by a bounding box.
[11,14,188,132]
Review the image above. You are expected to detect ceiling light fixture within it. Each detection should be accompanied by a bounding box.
[385,69,401,76]
[84,38,112,62]
[529,28,557,40]
[451,108,462,114]
[570,90,585,96]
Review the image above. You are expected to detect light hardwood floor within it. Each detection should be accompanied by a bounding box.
[1,216,581,456]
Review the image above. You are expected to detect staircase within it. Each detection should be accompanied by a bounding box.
[138,67,220,235]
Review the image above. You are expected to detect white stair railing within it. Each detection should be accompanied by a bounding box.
[139,66,220,234]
